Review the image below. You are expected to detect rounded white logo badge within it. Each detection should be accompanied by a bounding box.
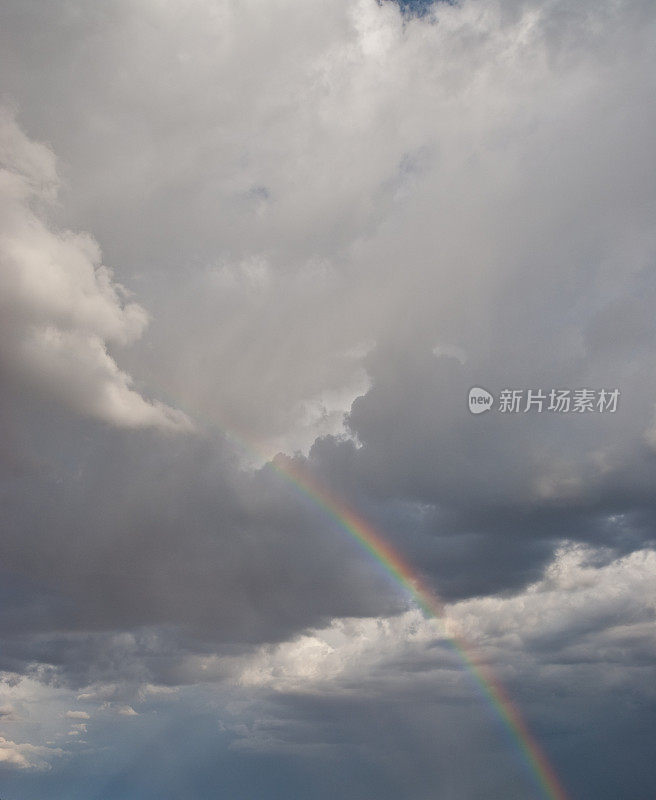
[468,387,494,414]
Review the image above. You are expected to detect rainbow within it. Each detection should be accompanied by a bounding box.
[272,452,569,800]
[144,384,569,798]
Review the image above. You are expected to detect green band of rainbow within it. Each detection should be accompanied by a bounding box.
[273,453,569,800]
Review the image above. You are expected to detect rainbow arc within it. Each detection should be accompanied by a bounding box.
[272,454,569,800]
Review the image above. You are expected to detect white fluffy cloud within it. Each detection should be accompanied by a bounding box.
[0,735,63,770]
[2,0,654,455]
[231,544,656,695]
[0,108,192,431]
[65,710,90,720]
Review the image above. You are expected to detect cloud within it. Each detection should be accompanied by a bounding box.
[0,428,404,688]
[65,710,90,720]
[214,543,656,798]
[230,544,656,695]
[0,735,63,770]
[1,0,654,454]
[0,0,655,796]
[0,0,652,655]
[0,108,192,432]
[0,0,653,682]
[0,705,18,721]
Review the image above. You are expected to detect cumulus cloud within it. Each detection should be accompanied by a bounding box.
[65,710,90,720]
[1,0,655,456]
[0,735,63,770]
[230,544,656,695]
[208,544,655,798]
[0,108,192,431]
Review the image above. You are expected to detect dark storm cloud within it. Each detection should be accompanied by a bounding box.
[293,330,656,599]
[0,397,404,685]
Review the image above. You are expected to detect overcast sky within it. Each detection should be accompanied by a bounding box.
[1,0,655,797]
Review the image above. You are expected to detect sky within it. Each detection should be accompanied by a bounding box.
[0,0,655,797]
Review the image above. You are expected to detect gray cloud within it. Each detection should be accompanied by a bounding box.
[0,400,404,686]
[0,0,655,796]
[0,109,192,432]
[8,0,653,449]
